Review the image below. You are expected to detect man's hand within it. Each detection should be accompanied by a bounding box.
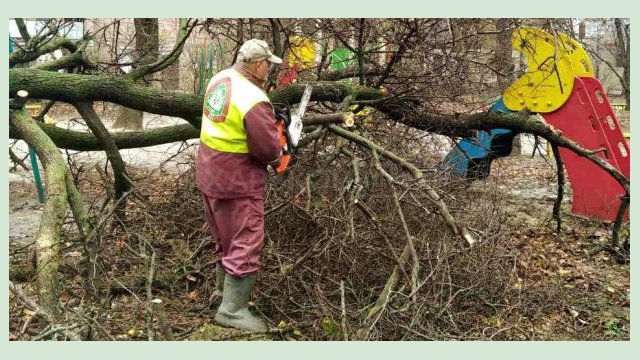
[273,105,290,123]
[267,150,283,166]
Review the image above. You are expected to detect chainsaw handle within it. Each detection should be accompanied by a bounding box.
[273,103,291,125]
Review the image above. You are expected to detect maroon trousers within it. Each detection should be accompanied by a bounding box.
[202,195,265,277]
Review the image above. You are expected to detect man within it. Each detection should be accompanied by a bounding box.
[196,39,283,332]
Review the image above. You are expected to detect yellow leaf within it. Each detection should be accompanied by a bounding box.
[277,320,287,329]
[558,268,571,276]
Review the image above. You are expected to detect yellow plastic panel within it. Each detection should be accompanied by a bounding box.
[503,27,576,113]
[288,36,317,70]
[557,32,594,78]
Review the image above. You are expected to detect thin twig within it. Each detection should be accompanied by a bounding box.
[146,250,157,341]
[340,280,348,341]
[550,144,565,235]
[373,149,419,299]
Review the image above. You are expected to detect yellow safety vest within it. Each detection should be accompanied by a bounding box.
[200,68,270,153]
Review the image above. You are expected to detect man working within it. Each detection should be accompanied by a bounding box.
[196,39,283,332]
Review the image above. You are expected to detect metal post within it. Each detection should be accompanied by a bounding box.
[28,147,46,204]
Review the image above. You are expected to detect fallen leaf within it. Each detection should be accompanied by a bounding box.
[59,291,71,304]
[187,291,199,301]
[558,268,571,276]
[116,235,127,247]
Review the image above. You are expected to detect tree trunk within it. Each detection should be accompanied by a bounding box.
[114,18,160,130]
[494,18,515,89]
[493,19,521,154]
[614,19,630,110]
[113,107,144,130]
[161,61,180,90]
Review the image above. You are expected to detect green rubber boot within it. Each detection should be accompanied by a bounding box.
[214,274,268,332]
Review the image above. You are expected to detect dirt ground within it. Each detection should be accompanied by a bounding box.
[8,108,630,341]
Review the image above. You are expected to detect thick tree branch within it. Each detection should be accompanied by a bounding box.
[9,113,350,151]
[10,68,202,127]
[9,123,199,151]
[10,103,68,315]
[8,70,630,193]
[34,41,90,72]
[14,18,32,42]
[10,36,79,67]
[73,102,131,219]
[10,70,386,128]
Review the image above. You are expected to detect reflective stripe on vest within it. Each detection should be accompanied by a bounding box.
[200,68,269,153]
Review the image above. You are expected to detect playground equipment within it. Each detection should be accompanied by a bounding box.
[444,27,630,222]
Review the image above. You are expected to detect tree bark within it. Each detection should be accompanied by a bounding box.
[614,19,630,110]
[551,144,565,234]
[10,69,388,128]
[10,106,68,316]
[493,18,514,89]
[10,68,202,126]
[74,102,131,220]
[9,122,199,151]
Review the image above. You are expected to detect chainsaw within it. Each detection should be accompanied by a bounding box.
[274,84,312,173]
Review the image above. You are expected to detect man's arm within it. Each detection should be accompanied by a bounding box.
[244,101,282,164]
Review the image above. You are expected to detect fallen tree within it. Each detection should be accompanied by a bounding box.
[8,18,630,340]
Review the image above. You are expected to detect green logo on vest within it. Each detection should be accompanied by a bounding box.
[206,83,227,116]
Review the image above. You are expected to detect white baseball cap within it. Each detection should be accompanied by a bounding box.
[238,39,283,64]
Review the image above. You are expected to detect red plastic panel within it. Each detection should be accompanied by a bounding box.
[277,66,298,88]
[579,77,630,178]
[542,77,629,222]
